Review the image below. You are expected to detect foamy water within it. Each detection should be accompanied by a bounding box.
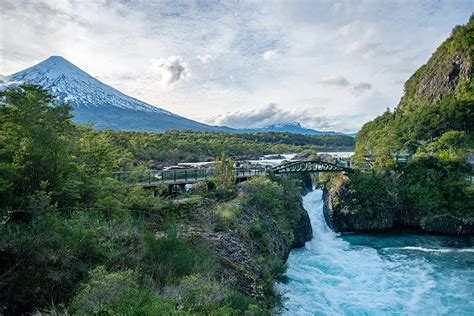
[279,190,474,315]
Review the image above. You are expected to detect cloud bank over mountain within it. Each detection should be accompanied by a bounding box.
[206,103,365,132]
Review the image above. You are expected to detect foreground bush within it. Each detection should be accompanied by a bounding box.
[69,267,175,315]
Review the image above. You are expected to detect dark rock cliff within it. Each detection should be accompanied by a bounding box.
[323,178,474,236]
[322,185,395,232]
[291,205,313,249]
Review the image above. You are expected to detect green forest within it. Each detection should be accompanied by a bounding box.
[97,128,354,165]
[0,84,321,314]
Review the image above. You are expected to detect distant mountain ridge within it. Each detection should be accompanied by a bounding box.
[241,122,347,135]
[5,56,355,136]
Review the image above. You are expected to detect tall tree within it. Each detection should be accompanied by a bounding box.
[0,84,74,214]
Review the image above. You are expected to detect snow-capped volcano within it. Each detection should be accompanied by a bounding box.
[7,56,226,131]
[5,56,354,136]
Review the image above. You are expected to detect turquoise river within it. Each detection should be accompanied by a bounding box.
[279,190,474,315]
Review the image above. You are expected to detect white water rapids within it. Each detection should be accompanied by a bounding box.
[279,190,474,315]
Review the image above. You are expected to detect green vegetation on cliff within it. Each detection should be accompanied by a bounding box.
[324,16,474,235]
[0,84,312,314]
[355,16,473,166]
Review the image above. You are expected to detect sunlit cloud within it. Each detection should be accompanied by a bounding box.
[208,103,330,129]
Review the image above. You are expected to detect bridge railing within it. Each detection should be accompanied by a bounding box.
[235,166,267,177]
[112,165,268,185]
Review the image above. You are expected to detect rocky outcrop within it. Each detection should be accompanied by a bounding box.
[421,215,474,235]
[184,177,313,304]
[291,206,312,249]
[396,18,473,114]
[412,50,471,105]
[322,186,395,232]
[323,180,474,236]
[190,231,268,301]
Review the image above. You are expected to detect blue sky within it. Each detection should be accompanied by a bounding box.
[1,0,472,132]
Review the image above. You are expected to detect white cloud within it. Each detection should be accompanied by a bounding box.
[1,0,472,131]
[317,76,373,95]
[263,49,281,61]
[197,54,213,64]
[206,102,369,132]
[151,56,190,86]
[318,75,351,87]
[208,103,334,130]
[353,82,373,94]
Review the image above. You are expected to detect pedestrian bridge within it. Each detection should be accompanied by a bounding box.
[113,160,353,188]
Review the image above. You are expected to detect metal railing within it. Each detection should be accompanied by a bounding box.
[112,166,267,186]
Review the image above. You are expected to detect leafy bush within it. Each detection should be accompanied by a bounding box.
[399,155,473,218]
[162,274,226,312]
[214,202,241,231]
[248,219,271,252]
[70,266,175,315]
[151,195,207,224]
[144,228,216,288]
[244,177,284,212]
[0,211,153,314]
[223,292,262,314]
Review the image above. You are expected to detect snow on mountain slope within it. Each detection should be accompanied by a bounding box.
[9,56,172,114]
[7,56,226,132]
